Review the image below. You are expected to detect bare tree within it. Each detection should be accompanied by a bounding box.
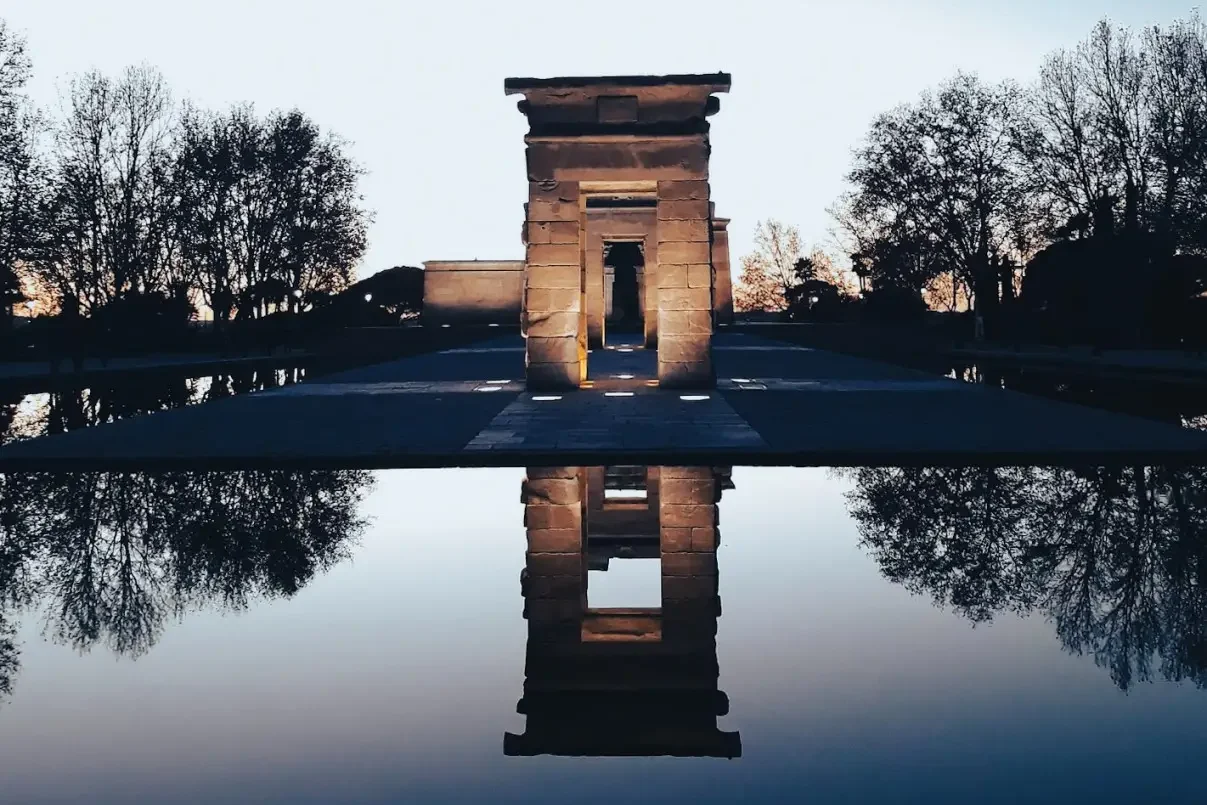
[1144,16,1207,251]
[173,106,369,324]
[35,66,175,312]
[1082,21,1150,233]
[733,219,802,312]
[0,20,44,326]
[842,73,1030,332]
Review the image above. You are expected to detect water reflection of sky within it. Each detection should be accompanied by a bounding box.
[1,466,1206,804]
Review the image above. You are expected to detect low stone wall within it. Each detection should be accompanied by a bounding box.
[422,260,524,326]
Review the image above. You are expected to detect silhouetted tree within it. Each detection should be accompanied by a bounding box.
[173,106,368,327]
[0,21,43,329]
[33,66,177,313]
[839,74,1031,338]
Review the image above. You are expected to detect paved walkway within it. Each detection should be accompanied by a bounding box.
[1,333,1206,470]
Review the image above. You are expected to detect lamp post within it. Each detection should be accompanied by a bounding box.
[364,292,373,303]
[292,288,303,314]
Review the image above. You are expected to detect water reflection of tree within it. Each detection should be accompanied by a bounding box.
[0,368,307,447]
[845,466,1207,691]
[0,468,371,702]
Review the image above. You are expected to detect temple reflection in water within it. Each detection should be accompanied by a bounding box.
[507,465,741,758]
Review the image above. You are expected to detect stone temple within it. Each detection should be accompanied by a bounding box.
[422,73,734,390]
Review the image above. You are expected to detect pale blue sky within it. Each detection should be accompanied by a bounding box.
[6,0,1199,278]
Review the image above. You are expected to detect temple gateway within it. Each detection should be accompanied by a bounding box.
[422,73,734,389]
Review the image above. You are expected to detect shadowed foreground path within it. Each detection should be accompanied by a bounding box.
[1,333,1206,469]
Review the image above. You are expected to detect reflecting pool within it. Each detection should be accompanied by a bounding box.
[1,465,1206,803]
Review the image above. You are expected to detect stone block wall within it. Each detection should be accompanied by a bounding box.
[521,466,586,636]
[711,215,733,325]
[422,260,524,326]
[523,182,584,390]
[656,182,714,387]
[658,466,721,641]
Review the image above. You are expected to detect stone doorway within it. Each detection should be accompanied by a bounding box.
[508,73,732,390]
[603,241,644,336]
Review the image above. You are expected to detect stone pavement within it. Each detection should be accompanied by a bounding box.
[1,333,1206,470]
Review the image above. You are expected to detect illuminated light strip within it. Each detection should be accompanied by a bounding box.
[604,391,634,397]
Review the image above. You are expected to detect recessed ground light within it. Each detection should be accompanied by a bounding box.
[486,379,510,384]
[680,394,710,401]
[473,386,503,392]
[614,373,635,380]
[488,323,500,327]
[617,348,634,353]
[441,324,451,328]
[605,391,634,397]
[532,395,562,401]
[732,378,753,383]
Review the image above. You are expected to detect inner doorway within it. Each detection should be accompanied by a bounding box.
[604,241,644,336]
[592,240,654,384]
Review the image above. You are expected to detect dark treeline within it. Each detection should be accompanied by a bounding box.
[0,18,380,355]
[845,466,1207,691]
[0,468,373,702]
[825,13,1207,346]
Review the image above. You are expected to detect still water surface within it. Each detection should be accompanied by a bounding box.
[1,465,1206,803]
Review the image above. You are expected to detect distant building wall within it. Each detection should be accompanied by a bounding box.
[422,260,524,326]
